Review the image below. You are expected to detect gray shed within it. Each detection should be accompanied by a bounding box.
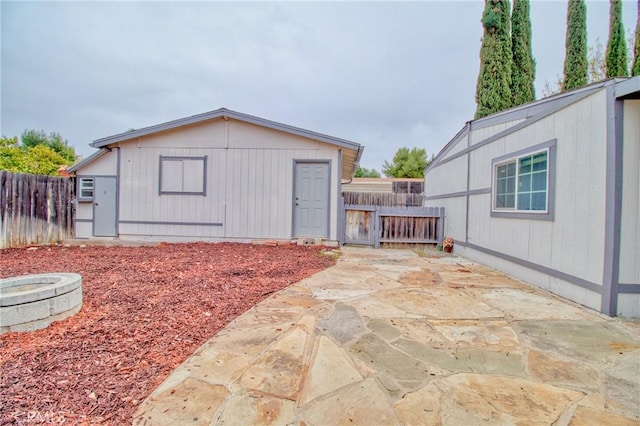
[424,77,640,317]
[69,108,363,244]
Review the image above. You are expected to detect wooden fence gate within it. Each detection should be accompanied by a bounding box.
[341,204,445,247]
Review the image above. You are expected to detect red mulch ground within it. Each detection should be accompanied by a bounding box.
[0,242,336,424]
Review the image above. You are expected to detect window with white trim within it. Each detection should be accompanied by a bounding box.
[493,149,548,213]
[78,177,94,201]
[159,156,207,195]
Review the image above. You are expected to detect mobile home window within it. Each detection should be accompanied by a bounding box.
[159,156,207,195]
[78,177,94,201]
[494,150,548,212]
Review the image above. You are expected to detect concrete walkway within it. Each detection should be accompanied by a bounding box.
[134,247,640,425]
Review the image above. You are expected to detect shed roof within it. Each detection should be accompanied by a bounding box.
[71,108,364,179]
[427,77,640,173]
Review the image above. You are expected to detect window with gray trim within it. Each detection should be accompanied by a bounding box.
[78,177,94,202]
[159,155,207,195]
[494,150,548,212]
[491,139,555,220]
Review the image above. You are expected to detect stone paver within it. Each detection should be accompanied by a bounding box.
[134,247,640,425]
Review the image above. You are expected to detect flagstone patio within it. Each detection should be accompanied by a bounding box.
[134,246,640,425]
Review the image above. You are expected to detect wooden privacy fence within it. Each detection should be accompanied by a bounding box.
[342,191,424,207]
[342,204,445,247]
[0,171,75,248]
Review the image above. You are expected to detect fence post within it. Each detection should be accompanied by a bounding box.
[374,206,381,248]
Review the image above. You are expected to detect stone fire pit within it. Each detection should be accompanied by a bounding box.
[0,273,82,334]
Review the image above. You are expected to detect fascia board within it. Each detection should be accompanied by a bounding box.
[425,123,470,173]
[90,108,362,153]
[614,76,640,98]
[68,148,109,173]
[90,108,230,147]
[471,81,607,131]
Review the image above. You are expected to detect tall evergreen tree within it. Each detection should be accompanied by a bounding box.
[511,0,536,105]
[475,0,513,119]
[562,0,588,91]
[632,0,640,76]
[606,0,628,77]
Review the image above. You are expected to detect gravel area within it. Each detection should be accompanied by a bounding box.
[0,242,336,424]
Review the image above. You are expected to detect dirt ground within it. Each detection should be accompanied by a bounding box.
[0,242,336,424]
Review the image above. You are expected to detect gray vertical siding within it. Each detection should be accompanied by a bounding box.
[111,120,340,241]
[424,88,614,314]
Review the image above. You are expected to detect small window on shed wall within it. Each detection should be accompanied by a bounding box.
[159,156,207,195]
[78,177,94,202]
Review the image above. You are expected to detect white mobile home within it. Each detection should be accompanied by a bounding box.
[69,108,363,244]
[424,77,640,317]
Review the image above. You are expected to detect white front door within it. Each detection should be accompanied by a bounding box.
[93,177,117,237]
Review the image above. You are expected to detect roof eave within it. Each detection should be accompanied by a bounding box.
[91,108,232,148]
[614,76,640,99]
[68,148,110,173]
[91,107,362,153]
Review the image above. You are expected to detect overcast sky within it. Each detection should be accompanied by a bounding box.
[1,1,638,171]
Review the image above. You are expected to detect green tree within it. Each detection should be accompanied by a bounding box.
[48,132,77,163]
[606,0,628,77]
[0,136,27,172]
[632,0,640,76]
[544,33,633,97]
[23,145,68,175]
[0,136,19,148]
[588,38,607,82]
[0,130,77,176]
[562,0,588,91]
[382,147,428,178]
[20,129,49,148]
[20,129,78,163]
[354,167,381,178]
[511,0,536,106]
[475,0,513,119]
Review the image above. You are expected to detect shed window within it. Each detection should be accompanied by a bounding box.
[159,156,207,195]
[491,139,555,220]
[494,150,548,213]
[78,177,94,201]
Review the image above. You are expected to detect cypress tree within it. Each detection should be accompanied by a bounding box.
[475,0,513,119]
[562,0,588,91]
[631,0,640,76]
[606,0,628,77]
[511,0,536,105]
